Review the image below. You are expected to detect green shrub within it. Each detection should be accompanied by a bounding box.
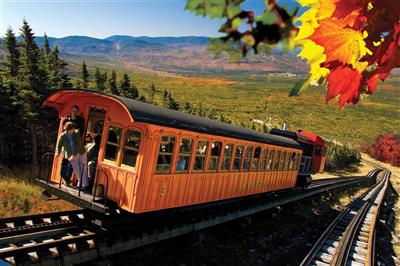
[324,142,361,172]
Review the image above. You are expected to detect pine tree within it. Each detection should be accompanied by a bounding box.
[81,60,89,89]
[162,90,169,107]
[167,93,180,111]
[1,27,20,78]
[95,67,106,91]
[119,73,138,99]
[108,70,119,95]
[18,19,48,169]
[43,33,50,55]
[184,101,192,113]
[47,46,70,89]
[0,27,21,165]
[148,83,156,104]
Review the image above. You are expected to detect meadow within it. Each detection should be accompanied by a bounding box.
[102,71,399,147]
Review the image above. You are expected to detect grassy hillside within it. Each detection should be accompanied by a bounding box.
[99,72,399,146]
[0,168,77,217]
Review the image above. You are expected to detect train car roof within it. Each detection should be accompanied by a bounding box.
[297,130,326,146]
[44,89,302,149]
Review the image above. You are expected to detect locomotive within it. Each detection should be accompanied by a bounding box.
[37,89,326,213]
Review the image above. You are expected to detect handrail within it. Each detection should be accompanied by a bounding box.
[39,152,56,183]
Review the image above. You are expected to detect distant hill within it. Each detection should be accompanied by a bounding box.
[1,35,309,76]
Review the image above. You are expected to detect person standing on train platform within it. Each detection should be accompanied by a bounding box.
[60,105,85,185]
[56,122,89,190]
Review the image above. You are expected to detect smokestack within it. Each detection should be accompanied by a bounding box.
[282,122,288,131]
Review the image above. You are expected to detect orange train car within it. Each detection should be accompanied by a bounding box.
[39,89,305,214]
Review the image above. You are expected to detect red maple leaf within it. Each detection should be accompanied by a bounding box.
[326,66,363,107]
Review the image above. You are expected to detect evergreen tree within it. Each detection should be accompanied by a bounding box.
[47,46,70,88]
[184,101,192,113]
[18,19,48,169]
[43,33,50,55]
[119,73,138,99]
[167,93,180,111]
[162,90,169,106]
[1,27,20,78]
[95,67,106,91]
[81,60,89,89]
[148,83,156,104]
[108,70,119,95]
[0,28,21,165]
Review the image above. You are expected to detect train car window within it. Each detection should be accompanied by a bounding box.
[156,135,176,173]
[295,153,301,170]
[194,141,208,172]
[289,152,296,170]
[233,145,243,171]
[121,129,141,169]
[251,147,261,171]
[280,151,286,170]
[274,150,281,170]
[176,138,192,173]
[242,146,253,171]
[104,126,122,163]
[267,150,274,170]
[284,152,291,170]
[259,149,268,171]
[221,143,234,171]
[209,141,222,172]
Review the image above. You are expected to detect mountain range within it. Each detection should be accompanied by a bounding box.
[0,35,309,76]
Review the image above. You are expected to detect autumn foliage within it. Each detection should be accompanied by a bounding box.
[295,0,400,107]
[362,133,400,167]
[186,0,400,107]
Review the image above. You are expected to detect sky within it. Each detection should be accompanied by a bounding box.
[1,0,298,38]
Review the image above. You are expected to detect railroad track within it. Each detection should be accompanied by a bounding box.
[300,170,390,266]
[0,210,96,265]
[0,171,379,265]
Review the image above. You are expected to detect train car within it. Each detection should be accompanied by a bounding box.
[270,128,327,182]
[37,89,306,214]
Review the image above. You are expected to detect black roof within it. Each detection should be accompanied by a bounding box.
[270,128,310,143]
[113,95,301,149]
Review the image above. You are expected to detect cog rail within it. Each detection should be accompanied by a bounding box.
[300,170,390,266]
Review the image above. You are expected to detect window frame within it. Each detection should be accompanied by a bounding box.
[242,145,254,172]
[208,140,223,172]
[103,124,123,165]
[251,146,262,171]
[175,137,194,174]
[120,127,142,171]
[258,148,268,171]
[220,142,234,172]
[155,134,177,174]
[193,139,209,173]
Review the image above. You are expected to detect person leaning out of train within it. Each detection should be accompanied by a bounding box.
[60,105,85,188]
[62,105,84,136]
[56,122,90,191]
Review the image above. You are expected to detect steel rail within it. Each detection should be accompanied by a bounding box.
[300,170,389,266]
[0,210,88,241]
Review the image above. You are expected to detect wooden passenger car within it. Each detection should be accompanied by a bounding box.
[42,89,303,213]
